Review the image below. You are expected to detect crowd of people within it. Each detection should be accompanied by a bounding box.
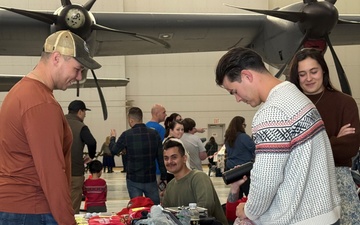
[0,29,359,225]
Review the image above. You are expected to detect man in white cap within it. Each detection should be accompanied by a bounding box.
[0,30,101,225]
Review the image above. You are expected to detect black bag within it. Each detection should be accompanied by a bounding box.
[222,162,253,185]
[215,168,222,177]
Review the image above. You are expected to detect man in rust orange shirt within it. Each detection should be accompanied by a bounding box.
[0,30,101,225]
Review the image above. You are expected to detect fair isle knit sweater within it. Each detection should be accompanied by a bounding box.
[245,82,340,225]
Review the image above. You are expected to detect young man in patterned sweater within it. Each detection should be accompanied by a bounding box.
[215,47,340,225]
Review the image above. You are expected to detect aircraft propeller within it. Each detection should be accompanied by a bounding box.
[90,69,107,120]
[0,0,169,48]
[226,0,360,96]
[0,0,170,120]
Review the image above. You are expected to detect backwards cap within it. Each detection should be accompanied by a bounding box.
[43,30,101,70]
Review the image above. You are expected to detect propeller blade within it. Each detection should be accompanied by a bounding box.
[324,35,352,95]
[61,0,72,7]
[325,0,337,4]
[224,4,306,23]
[76,81,80,97]
[83,0,96,11]
[0,7,57,24]
[304,0,318,3]
[90,70,108,120]
[92,24,170,49]
[337,18,360,25]
[275,31,310,78]
[275,62,288,78]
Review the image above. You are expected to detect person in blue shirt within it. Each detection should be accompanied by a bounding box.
[146,104,167,178]
[224,116,255,197]
[146,104,167,140]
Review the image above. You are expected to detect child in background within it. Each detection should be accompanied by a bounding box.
[83,160,107,213]
[100,136,116,173]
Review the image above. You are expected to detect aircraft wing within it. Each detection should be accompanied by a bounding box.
[330,15,360,45]
[92,13,360,56]
[0,10,50,56]
[1,9,360,57]
[0,74,129,92]
[0,10,263,56]
[79,77,129,88]
[92,13,265,56]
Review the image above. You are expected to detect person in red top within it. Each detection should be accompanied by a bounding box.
[83,160,108,213]
[0,30,101,225]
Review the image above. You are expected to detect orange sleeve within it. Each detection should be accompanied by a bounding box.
[24,103,76,225]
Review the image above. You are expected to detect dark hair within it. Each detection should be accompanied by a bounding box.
[88,160,103,174]
[209,136,216,143]
[215,47,267,86]
[225,116,246,147]
[164,113,182,137]
[167,113,181,123]
[165,120,183,138]
[289,48,335,91]
[182,118,196,133]
[163,138,186,156]
[128,107,143,121]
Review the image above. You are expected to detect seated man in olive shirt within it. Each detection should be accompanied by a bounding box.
[161,138,228,225]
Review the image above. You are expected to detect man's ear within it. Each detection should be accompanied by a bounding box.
[241,70,253,82]
[183,153,188,163]
[51,51,62,65]
[128,118,134,127]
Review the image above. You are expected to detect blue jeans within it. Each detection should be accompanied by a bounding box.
[0,212,57,225]
[126,179,160,204]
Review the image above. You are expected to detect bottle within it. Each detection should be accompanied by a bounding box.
[188,203,200,225]
[177,207,191,225]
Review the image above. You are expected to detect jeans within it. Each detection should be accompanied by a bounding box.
[126,179,160,204]
[0,212,57,225]
[335,167,360,224]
